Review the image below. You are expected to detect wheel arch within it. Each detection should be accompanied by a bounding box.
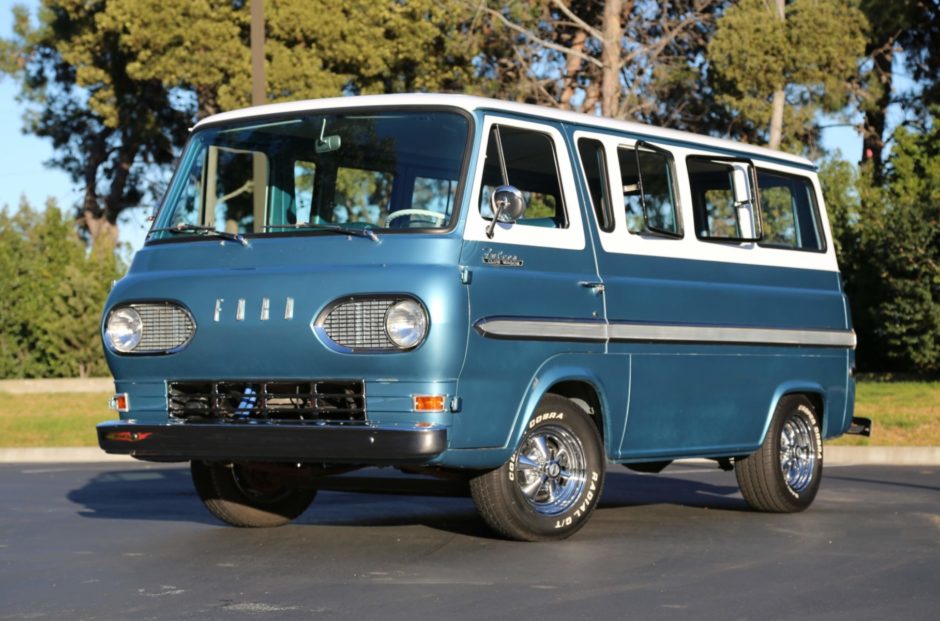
[760,382,827,446]
[507,356,620,459]
[546,380,605,443]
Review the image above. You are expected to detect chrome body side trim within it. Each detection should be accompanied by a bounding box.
[474,317,856,349]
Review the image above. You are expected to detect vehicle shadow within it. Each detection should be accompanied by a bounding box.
[67,463,747,535]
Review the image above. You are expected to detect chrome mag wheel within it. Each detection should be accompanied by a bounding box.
[469,395,605,541]
[779,411,818,494]
[515,424,588,516]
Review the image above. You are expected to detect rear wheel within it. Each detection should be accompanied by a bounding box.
[735,395,823,512]
[191,461,316,527]
[470,395,605,541]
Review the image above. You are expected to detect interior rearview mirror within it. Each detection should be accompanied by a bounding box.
[316,135,341,154]
[315,118,341,154]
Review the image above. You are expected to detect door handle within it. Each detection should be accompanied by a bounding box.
[579,281,605,294]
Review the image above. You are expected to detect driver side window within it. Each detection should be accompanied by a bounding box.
[478,126,568,229]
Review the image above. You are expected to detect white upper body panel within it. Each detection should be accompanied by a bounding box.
[193,93,815,170]
[195,94,836,272]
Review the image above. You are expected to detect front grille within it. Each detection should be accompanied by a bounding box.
[168,380,366,423]
[133,303,195,352]
[321,299,396,350]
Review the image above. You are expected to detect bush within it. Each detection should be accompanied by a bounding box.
[0,199,124,378]
[822,113,940,374]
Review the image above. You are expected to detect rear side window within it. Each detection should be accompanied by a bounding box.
[479,126,568,229]
[619,146,680,237]
[687,157,761,242]
[577,138,613,232]
[757,170,825,251]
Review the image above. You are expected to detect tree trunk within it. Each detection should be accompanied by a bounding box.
[862,46,892,184]
[767,0,786,150]
[768,89,785,149]
[600,0,623,118]
[560,28,588,110]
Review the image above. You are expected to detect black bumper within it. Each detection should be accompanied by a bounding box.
[97,420,447,464]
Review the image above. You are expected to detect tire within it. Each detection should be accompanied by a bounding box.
[190,461,316,527]
[735,395,823,512]
[470,395,605,541]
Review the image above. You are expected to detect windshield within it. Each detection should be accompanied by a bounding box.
[149,110,470,242]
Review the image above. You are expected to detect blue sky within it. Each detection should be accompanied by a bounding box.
[1,0,866,256]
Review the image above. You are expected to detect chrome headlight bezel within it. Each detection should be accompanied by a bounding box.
[314,295,429,353]
[103,302,196,355]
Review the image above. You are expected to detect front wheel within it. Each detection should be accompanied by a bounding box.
[470,395,605,541]
[191,461,316,527]
[735,395,823,512]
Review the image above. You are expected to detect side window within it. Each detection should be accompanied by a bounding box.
[618,146,680,236]
[688,157,759,241]
[577,138,613,232]
[757,170,824,251]
[479,125,567,228]
[164,149,206,229]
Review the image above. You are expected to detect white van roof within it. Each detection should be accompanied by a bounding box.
[194,93,814,168]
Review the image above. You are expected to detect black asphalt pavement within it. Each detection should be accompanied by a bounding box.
[1,461,937,620]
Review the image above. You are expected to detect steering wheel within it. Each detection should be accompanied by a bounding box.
[385,209,448,225]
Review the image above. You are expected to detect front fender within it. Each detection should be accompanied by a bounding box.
[505,353,630,460]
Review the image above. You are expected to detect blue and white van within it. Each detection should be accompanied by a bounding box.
[98,94,868,540]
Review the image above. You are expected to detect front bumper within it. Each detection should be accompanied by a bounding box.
[97,420,447,464]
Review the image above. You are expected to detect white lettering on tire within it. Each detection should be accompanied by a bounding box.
[554,470,600,528]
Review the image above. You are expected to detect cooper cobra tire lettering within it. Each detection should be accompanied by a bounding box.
[529,411,564,429]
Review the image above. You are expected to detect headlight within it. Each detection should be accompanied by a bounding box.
[105,307,143,353]
[384,299,428,349]
[316,296,429,352]
[103,302,195,354]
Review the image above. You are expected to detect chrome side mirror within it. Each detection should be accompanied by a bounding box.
[486,185,526,239]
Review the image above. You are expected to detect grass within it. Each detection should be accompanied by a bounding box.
[0,381,938,447]
[828,381,940,446]
[0,392,116,448]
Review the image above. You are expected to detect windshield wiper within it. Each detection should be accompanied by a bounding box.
[264,222,379,242]
[149,223,248,246]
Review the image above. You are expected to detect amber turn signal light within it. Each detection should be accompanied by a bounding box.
[413,395,446,412]
[109,393,130,412]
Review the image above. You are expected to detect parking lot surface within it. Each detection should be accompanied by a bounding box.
[1,461,937,620]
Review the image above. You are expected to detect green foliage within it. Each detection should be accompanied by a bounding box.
[708,0,868,152]
[0,199,124,378]
[817,155,859,262]
[0,0,191,239]
[822,114,940,374]
[0,1,478,238]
